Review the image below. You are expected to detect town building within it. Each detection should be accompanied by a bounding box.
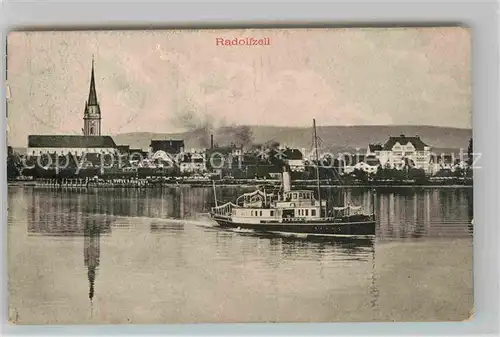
[206,145,243,168]
[149,140,185,156]
[429,154,467,175]
[27,135,117,157]
[179,152,206,174]
[205,144,244,177]
[126,148,149,161]
[150,150,176,168]
[371,134,431,172]
[343,154,380,174]
[366,144,383,156]
[282,148,305,172]
[26,58,118,157]
[116,145,130,154]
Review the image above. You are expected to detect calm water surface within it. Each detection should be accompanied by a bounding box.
[8,186,473,323]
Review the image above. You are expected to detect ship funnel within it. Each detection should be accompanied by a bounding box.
[282,167,291,193]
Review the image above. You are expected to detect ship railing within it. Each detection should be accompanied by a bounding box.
[236,189,275,207]
[211,202,239,216]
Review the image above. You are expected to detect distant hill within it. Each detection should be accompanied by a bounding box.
[113,125,472,154]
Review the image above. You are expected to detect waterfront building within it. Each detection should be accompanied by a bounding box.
[282,148,305,172]
[429,154,468,176]
[370,134,432,173]
[116,145,130,155]
[149,140,185,155]
[128,148,149,158]
[179,152,206,174]
[366,144,383,156]
[343,154,380,174]
[27,135,117,157]
[206,144,243,173]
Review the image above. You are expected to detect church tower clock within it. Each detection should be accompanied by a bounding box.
[83,57,101,136]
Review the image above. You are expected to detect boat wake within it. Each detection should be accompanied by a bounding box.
[261,231,374,241]
[195,221,218,229]
[198,223,257,235]
[228,227,256,234]
[267,231,309,239]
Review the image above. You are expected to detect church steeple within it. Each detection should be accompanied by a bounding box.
[88,56,98,106]
[83,56,102,136]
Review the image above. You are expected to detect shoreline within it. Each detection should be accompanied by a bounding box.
[7,180,473,189]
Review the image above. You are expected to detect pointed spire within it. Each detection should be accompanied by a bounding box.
[88,55,98,106]
[88,266,96,301]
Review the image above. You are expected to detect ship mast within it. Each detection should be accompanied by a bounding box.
[313,119,322,216]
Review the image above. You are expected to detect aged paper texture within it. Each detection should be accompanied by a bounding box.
[7,28,472,324]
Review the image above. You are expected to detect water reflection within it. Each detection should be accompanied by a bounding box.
[25,191,114,309]
[24,186,473,240]
[83,187,212,219]
[84,217,100,305]
[370,244,379,310]
[8,185,472,323]
[149,221,184,232]
[269,235,374,261]
[351,188,472,240]
[27,191,112,236]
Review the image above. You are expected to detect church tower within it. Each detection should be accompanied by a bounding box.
[83,57,101,136]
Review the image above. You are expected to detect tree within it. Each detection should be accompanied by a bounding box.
[7,152,22,180]
[408,168,427,184]
[454,166,465,178]
[351,168,369,183]
[467,138,473,167]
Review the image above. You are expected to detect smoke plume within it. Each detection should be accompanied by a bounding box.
[172,100,253,148]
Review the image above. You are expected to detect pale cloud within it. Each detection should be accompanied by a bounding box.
[7,28,471,147]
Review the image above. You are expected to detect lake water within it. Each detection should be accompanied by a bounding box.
[7,185,473,324]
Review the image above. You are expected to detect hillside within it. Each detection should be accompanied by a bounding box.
[112,125,472,154]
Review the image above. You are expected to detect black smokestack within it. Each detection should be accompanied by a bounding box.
[210,134,214,149]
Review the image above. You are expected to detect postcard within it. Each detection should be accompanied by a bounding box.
[6,28,473,324]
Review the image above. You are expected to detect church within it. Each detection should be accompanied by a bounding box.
[27,59,117,157]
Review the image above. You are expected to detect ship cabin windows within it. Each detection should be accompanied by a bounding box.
[284,191,314,202]
[247,209,275,217]
[295,208,316,217]
[283,209,294,218]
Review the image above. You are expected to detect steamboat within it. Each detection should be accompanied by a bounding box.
[210,119,376,237]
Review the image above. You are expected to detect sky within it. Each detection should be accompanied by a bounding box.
[7,28,471,147]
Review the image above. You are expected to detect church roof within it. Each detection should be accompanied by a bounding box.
[28,135,117,148]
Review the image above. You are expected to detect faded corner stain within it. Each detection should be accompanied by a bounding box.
[464,307,475,322]
[8,308,20,324]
